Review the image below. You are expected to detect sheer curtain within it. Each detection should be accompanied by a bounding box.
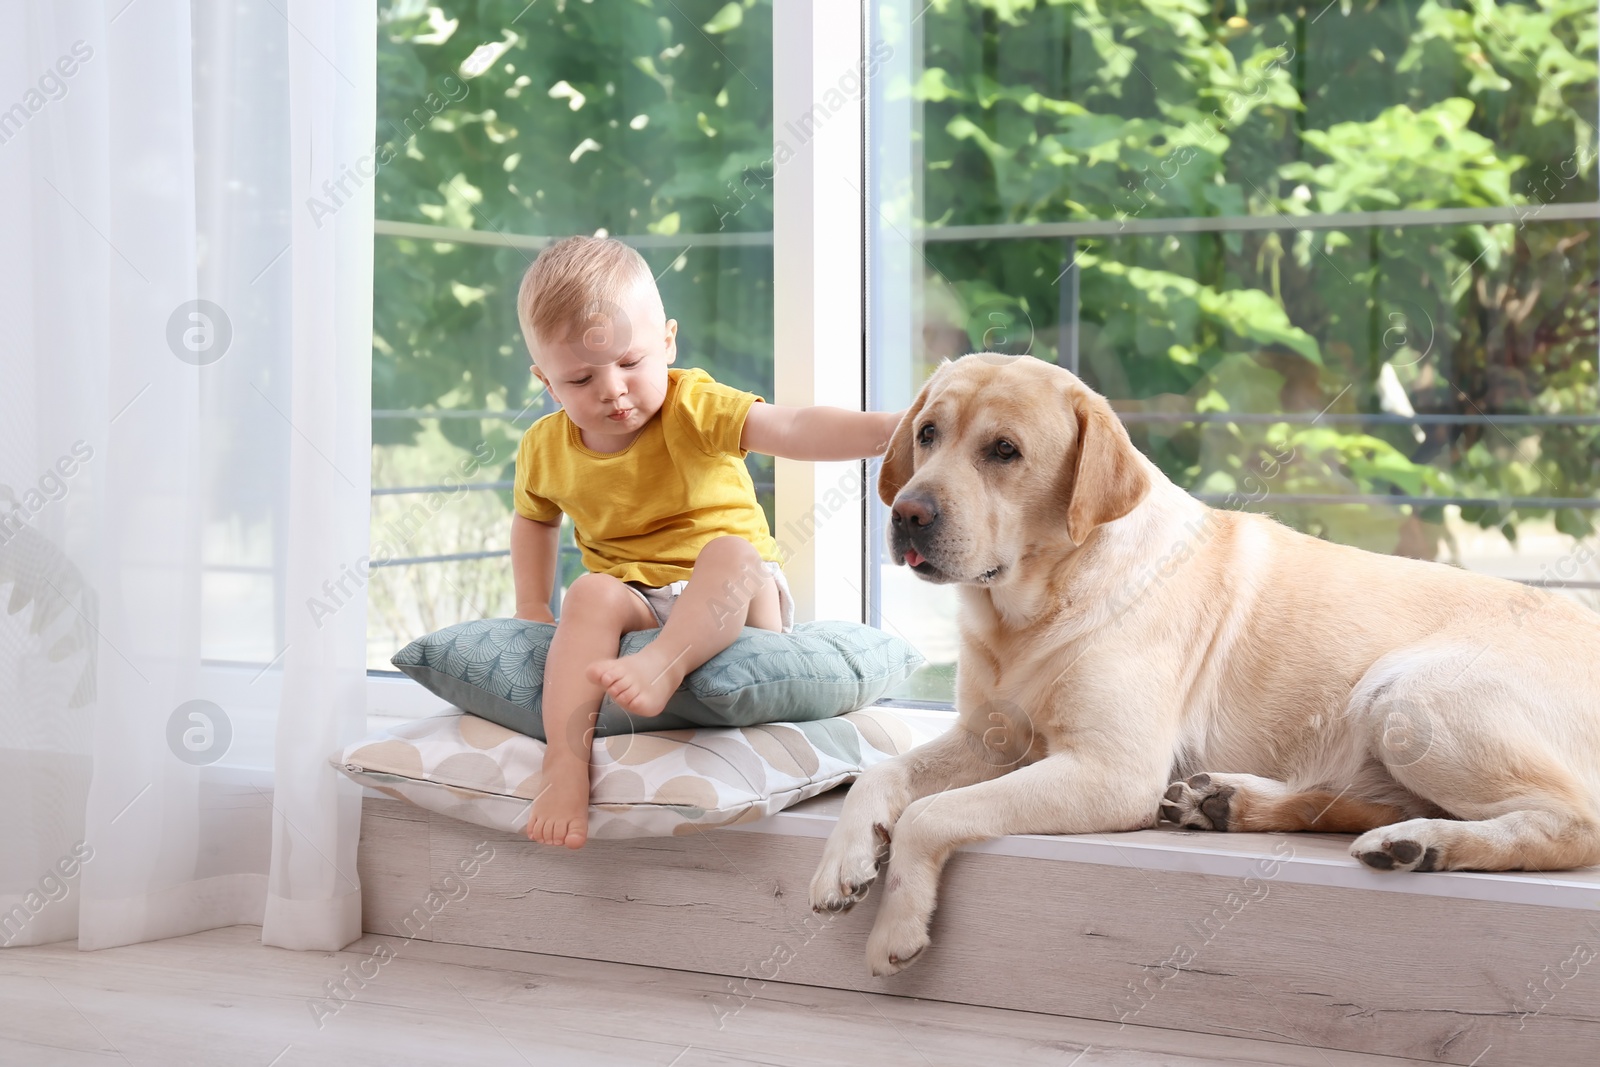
[0,1,372,952]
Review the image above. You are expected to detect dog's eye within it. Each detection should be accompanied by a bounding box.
[917,424,937,447]
[993,439,1019,461]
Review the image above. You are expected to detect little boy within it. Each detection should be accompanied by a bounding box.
[511,236,902,849]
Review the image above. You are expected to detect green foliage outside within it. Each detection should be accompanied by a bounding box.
[369,0,1599,664]
[909,0,1598,555]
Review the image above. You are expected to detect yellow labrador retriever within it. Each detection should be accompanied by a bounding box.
[810,353,1600,976]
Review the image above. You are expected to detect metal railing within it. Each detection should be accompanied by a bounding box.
[370,218,1600,592]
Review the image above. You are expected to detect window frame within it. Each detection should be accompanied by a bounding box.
[353,2,1600,723]
[361,1,876,645]
[356,2,876,719]
[772,0,870,626]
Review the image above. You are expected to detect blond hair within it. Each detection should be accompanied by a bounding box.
[517,236,658,353]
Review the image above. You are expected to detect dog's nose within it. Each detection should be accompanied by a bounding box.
[892,492,939,531]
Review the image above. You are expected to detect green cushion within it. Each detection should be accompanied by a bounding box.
[390,618,924,741]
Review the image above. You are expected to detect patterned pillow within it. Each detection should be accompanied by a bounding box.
[333,707,945,838]
[390,618,924,741]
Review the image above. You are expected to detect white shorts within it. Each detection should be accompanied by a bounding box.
[625,560,795,634]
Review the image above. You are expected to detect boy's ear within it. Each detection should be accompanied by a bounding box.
[531,364,555,402]
[664,318,678,365]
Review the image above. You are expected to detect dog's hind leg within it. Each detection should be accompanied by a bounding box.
[1162,772,1409,833]
[1349,647,1600,872]
[809,725,1009,914]
[1350,736,1600,872]
[1352,807,1600,872]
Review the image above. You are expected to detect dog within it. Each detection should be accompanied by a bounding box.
[809,353,1600,976]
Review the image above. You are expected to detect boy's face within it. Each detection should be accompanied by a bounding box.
[530,279,677,449]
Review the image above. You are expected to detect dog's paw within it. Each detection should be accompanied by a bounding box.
[1160,773,1236,831]
[862,832,942,977]
[1352,822,1444,872]
[865,904,931,977]
[809,822,892,913]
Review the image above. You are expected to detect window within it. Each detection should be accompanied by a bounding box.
[868,0,1600,702]
[371,1,777,669]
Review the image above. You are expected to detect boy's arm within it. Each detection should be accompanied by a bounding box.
[510,513,561,623]
[740,403,904,462]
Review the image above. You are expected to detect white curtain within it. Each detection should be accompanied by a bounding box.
[0,1,372,952]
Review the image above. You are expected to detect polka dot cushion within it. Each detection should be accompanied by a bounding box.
[333,707,947,838]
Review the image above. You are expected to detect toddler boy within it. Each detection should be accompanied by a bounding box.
[511,236,902,848]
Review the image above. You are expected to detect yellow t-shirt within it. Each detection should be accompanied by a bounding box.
[514,367,783,586]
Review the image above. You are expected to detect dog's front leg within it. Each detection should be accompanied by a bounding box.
[809,726,1005,914]
[865,751,1161,977]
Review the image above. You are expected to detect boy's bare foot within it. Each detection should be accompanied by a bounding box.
[586,643,691,718]
[525,767,590,849]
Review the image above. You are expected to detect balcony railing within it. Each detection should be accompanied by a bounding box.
[371,219,1600,602]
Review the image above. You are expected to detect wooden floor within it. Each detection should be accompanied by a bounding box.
[0,926,1442,1066]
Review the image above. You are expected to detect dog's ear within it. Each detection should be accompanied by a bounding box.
[1063,387,1150,545]
[877,369,940,506]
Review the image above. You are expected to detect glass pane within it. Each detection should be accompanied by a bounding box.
[371,2,775,669]
[870,1,1600,702]
[913,0,1598,226]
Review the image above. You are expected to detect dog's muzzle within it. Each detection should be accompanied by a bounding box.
[890,491,939,567]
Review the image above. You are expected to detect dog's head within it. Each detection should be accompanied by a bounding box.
[879,353,1150,587]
